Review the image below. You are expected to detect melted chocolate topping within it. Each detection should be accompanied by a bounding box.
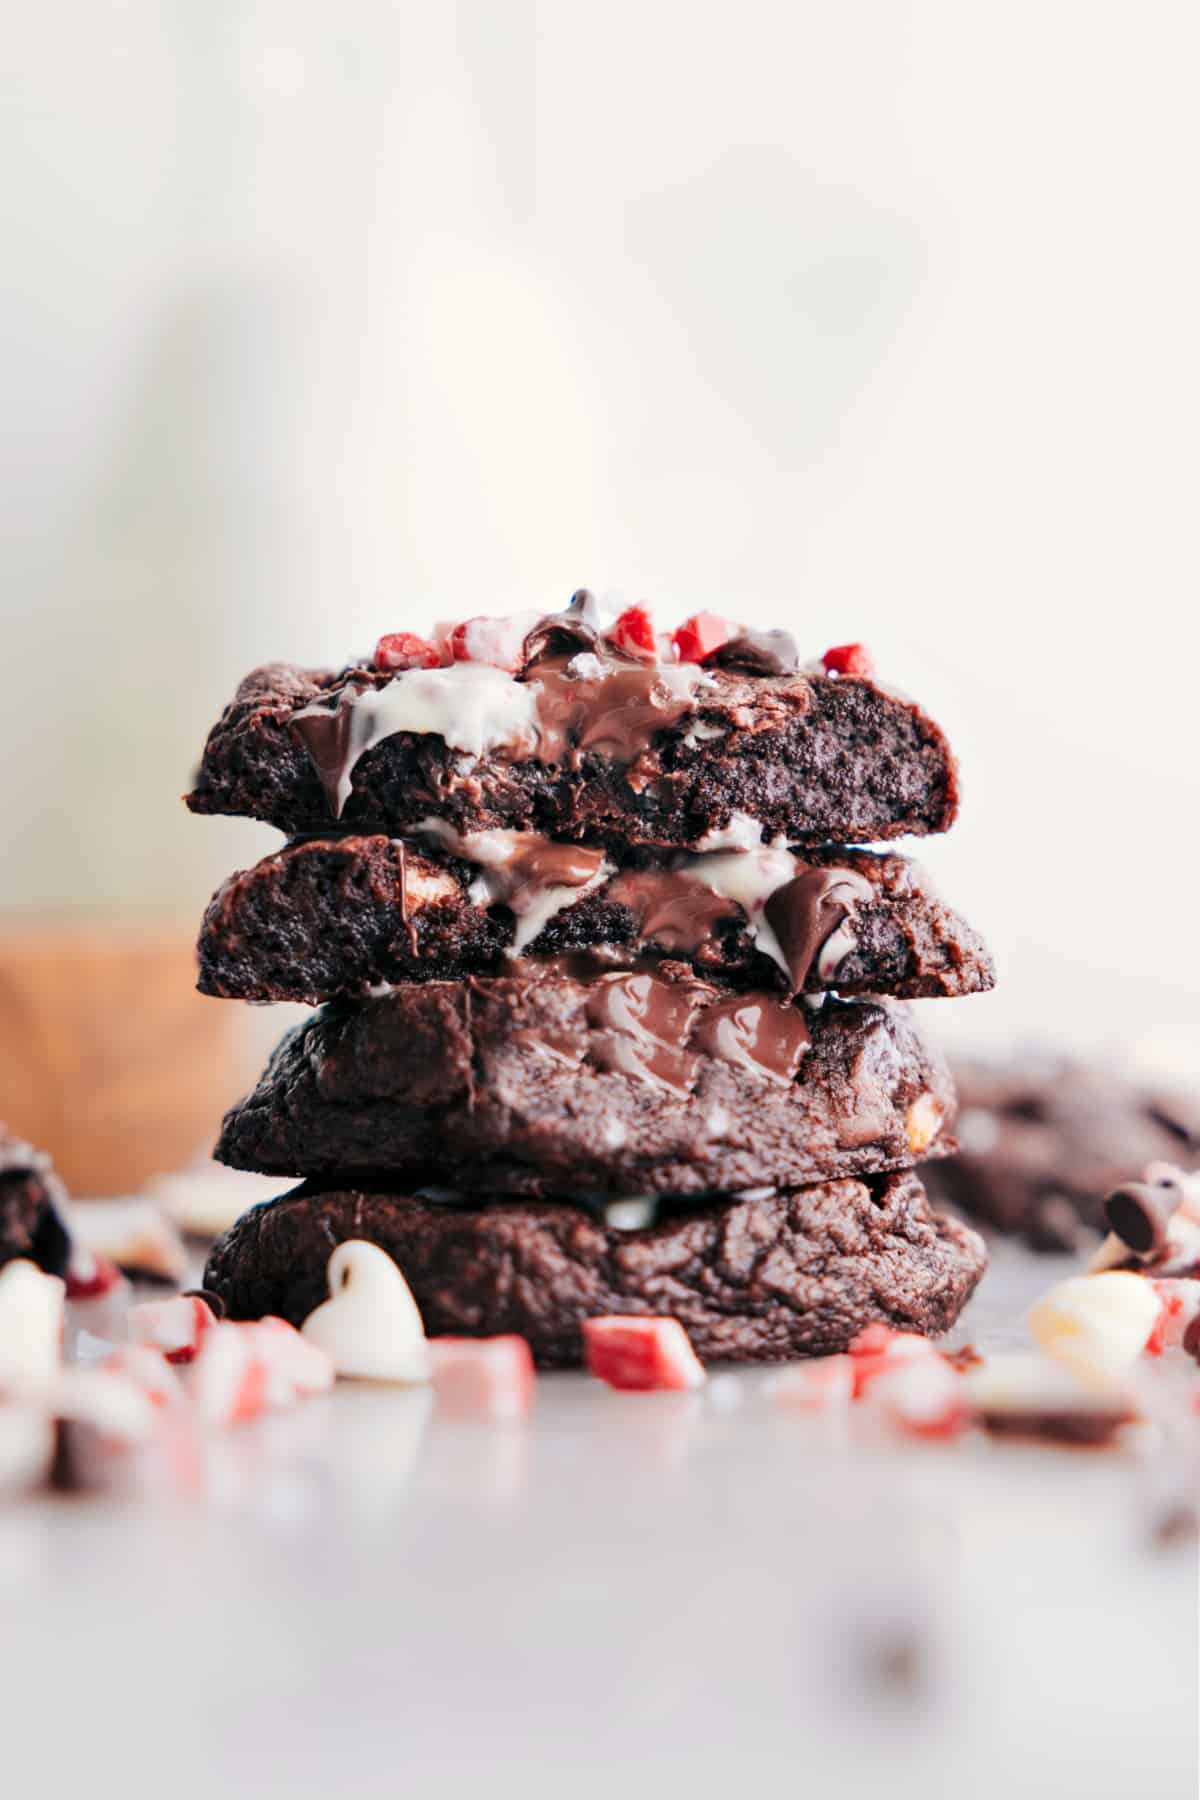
[291,681,371,814]
[528,657,703,766]
[764,865,874,990]
[521,589,603,665]
[492,838,606,904]
[582,971,810,1091]
[604,866,740,951]
[584,973,703,1094]
[708,628,799,676]
[690,995,810,1086]
[290,644,708,812]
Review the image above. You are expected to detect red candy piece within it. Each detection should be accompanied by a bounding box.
[608,606,658,662]
[128,1294,218,1365]
[583,1316,706,1392]
[846,1323,936,1398]
[104,1345,186,1410]
[446,615,530,672]
[1148,1280,1200,1354]
[671,612,736,665]
[821,642,875,678]
[373,631,441,673]
[430,1336,536,1420]
[246,1316,334,1397]
[190,1324,273,1427]
[872,1359,971,1440]
[65,1256,124,1302]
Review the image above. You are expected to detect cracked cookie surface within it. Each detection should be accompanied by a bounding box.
[203,1170,986,1366]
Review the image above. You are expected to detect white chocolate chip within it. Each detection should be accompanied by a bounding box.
[0,1261,65,1395]
[1028,1273,1162,1382]
[301,1241,431,1384]
[905,1093,944,1155]
[603,1198,656,1232]
[694,812,768,852]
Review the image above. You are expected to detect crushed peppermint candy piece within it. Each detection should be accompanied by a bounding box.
[64,1255,125,1302]
[445,613,542,672]
[870,1357,971,1440]
[1147,1279,1200,1356]
[583,1316,706,1391]
[373,631,441,673]
[1029,1272,1163,1380]
[190,1323,272,1427]
[846,1323,938,1398]
[822,642,875,678]
[301,1240,430,1383]
[53,1365,159,1449]
[128,1294,219,1365]
[103,1345,186,1410]
[671,613,736,665]
[608,605,658,661]
[429,1336,536,1421]
[246,1317,334,1396]
[189,1317,333,1424]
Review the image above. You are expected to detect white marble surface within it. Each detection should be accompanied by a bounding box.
[0,1241,1194,1800]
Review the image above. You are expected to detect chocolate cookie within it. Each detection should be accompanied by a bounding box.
[203,1170,987,1367]
[185,651,958,850]
[924,1055,1200,1250]
[197,832,995,1005]
[0,1125,71,1276]
[215,975,956,1198]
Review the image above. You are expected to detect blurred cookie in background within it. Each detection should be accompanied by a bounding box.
[0,1124,71,1275]
[924,1053,1200,1252]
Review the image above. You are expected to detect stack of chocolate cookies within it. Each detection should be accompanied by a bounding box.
[190,596,993,1366]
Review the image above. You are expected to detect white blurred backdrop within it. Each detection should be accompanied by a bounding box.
[2,0,1198,1066]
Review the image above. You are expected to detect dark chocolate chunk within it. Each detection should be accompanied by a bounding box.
[203,1170,986,1368]
[520,589,602,664]
[924,1056,1200,1250]
[1104,1178,1182,1257]
[707,628,799,676]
